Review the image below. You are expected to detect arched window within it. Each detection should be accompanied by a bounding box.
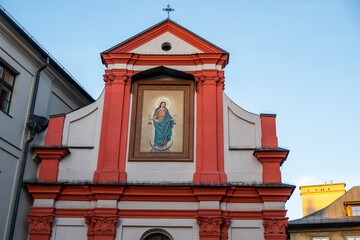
[141,229,173,240]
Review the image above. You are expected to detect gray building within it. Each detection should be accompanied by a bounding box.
[0,6,94,240]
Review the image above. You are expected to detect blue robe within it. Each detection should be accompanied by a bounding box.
[152,108,174,147]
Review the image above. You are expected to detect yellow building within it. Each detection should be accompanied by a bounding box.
[300,183,346,216]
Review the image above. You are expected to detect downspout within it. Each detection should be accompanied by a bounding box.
[8,57,50,240]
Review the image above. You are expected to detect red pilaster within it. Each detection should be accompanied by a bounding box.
[260,114,278,148]
[196,209,230,240]
[85,208,118,240]
[34,147,70,182]
[262,210,288,240]
[44,115,65,146]
[94,69,133,183]
[193,70,226,184]
[27,207,55,240]
[253,150,288,183]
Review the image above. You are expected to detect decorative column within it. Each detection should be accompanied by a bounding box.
[253,149,288,183]
[262,210,288,240]
[193,69,227,184]
[94,69,133,183]
[196,210,230,240]
[254,113,289,183]
[27,207,55,240]
[33,147,70,182]
[85,208,119,240]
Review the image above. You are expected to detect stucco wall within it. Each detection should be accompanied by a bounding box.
[223,93,263,183]
[58,90,104,181]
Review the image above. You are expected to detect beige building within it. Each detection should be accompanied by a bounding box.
[288,186,360,240]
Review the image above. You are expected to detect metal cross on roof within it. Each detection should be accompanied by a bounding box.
[162,4,175,19]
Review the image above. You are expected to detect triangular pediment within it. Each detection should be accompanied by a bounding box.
[102,19,228,54]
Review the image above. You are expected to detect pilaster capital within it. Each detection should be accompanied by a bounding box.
[27,214,55,235]
[196,214,230,239]
[263,217,288,239]
[103,74,115,83]
[85,215,118,236]
[196,216,223,237]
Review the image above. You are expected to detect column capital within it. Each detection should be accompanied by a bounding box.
[263,217,288,240]
[27,214,55,240]
[85,215,118,236]
[195,212,230,240]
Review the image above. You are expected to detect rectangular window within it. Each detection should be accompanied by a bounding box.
[0,63,16,113]
[347,237,360,240]
[351,206,360,216]
[313,238,329,240]
[345,202,360,216]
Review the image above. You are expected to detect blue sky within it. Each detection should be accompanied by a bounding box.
[2,0,360,220]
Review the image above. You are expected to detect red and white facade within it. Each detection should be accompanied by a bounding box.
[25,20,294,240]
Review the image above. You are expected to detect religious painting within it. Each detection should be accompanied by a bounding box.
[128,78,194,161]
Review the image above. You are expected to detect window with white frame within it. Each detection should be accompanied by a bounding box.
[347,237,360,240]
[312,237,329,240]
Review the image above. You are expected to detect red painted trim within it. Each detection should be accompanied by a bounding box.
[107,21,225,54]
[193,70,227,184]
[257,186,293,202]
[33,148,70,182]
[44,116,65,146]
[26,184,62,199]
[25,184,294,203]
[101,53,229,68]
[27,207,55,240]
[53,208,263,220]
[260,115,278,148]
[94,69,133,183]
[262,210,288,240]
[254,151,288,183]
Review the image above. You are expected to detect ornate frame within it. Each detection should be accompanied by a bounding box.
[128,77,194,162]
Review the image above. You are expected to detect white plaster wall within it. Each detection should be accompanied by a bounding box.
[118,201,199,210]
[116,219,198,240]
[58,90,105,181]
[229,220,264,240]
[223,93,263,183]
[130,32,203,55]
[50,218,87,240]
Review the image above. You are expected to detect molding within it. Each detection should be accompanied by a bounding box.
[25,183,294,203]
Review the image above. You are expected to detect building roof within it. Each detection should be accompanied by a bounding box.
[289,186,360,226]
[0,6,94,103]
[101,18,229,55]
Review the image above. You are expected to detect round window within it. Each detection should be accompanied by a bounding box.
[143,233,171,240]
[161,42,172,51]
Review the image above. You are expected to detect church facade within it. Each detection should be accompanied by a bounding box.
[24,19,294,240]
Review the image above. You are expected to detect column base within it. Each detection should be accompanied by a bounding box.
[193,172,227,184]
[93,170,127,183]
